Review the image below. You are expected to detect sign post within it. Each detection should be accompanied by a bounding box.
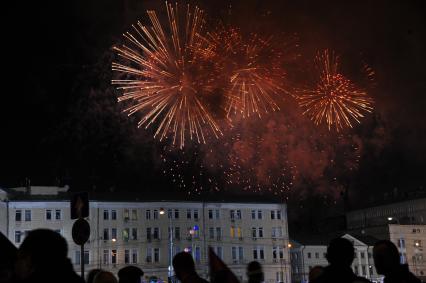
[71,192,90,279]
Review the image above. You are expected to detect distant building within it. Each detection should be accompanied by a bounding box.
[389,224,426,280]
[290,234,383,283]
[346,198,426,239]
[0,186,290,283]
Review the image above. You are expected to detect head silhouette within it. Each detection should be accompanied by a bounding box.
[247,261,264,283]
[15,229,69,280]
[373,240,400,275]
[172,252,196,280]
[87,269,102,283]
[118,266,144,283]
[93,271,118,283]
[326,237,355,266]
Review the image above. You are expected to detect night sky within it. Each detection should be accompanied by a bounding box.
[2,0,426,216]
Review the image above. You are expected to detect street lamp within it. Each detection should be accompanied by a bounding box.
[160,208,174,283]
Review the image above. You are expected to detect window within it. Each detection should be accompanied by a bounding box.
[75,250,81,265]
[103,250,109,265]
[131,228,138,240]
[308,252,311,259]
[111,250,117,264]
[398,238,406,249]
[194,209,199,220]
[147,248,153,263]
[272,227,283,238]
[15,231,21,243]
[232,246,244,262]
[216,227,222,240]
[230,210,241,220]
[153,210,158,219]
[103,210,109,220]
[236,210,242,219]
[187,209,192,219]
[147,228,152,240]
[252,227,257,238]
[368,252,372,259]
[124,209,130,221]
[258,227,263,238]
[132,249,138,263]
[209,227,215,239]
[25,210,31,221]
[146,210,151,220]
[257,210,263,219]
[174,227,180,240]
[111,210,117,220]
[168,209,173,219]
[360,252,365,259]
[174,209,179,219]
[154,248,160,263]
[84,251,89,264]
[111,228,117,240]
[209,210,213,219]
[214,246,223,259]
[103,228,109,240]
[277,210,281,220]
[315,252,319,259]
[252,227,263,238]
[362,265,366,276]
[131,209,138,220]
[215,209,220,219]
[125,249,130,264]
[46,209,52,220]
[230,227,235,238]
[271,210,275,220]
[253,247,264,260]
[55,209,61,220]
[273,246,284,259]
[153,227,160,239]
[252,210,256,219]
[123,228,130,242]
[16,210,22,221]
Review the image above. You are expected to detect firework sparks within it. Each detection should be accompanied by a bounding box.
[112,2,222,149]
[205,27,291,119]
[297,49,374,131]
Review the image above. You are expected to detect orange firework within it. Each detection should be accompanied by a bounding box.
[112,2,222,149]
[205,27,291,119]
[298,49,374,131]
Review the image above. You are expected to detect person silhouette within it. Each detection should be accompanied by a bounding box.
[118,266,144,283]
[14,229,84,283]
[246,261,264,283]
[93,271,118,283]
[172,252,209,283]
[311,237,371,283]
[87,269,102,283]
[373,240,420,283]
[309,266,324,282]
[0,232,17,283]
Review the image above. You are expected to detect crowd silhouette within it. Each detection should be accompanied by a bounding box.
[0,229,423,283]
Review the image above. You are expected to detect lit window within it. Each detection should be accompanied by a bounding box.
[123,228,130,242]
[111,250,117,264]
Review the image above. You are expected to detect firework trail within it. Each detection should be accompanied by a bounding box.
[112,2,222,149]
[297,49,374,131]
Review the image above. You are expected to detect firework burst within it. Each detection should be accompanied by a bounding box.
[205,27,292,119]
[297,49,374,131]
[112,2,222,149]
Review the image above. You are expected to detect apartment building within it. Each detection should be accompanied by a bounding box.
[389,224,426,280]
[0,186,290,283]
[290,234,383,283]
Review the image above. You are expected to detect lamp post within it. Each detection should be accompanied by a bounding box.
[160,208,174,283]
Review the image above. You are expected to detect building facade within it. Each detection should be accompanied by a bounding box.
[389,224,426,280]
[1,186,290,283]
[290,234,383,283]
[346,198,426,239]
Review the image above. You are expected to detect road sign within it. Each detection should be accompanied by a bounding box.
[72,218,90,245]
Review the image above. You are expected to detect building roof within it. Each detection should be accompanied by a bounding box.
[2,186,285,204]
